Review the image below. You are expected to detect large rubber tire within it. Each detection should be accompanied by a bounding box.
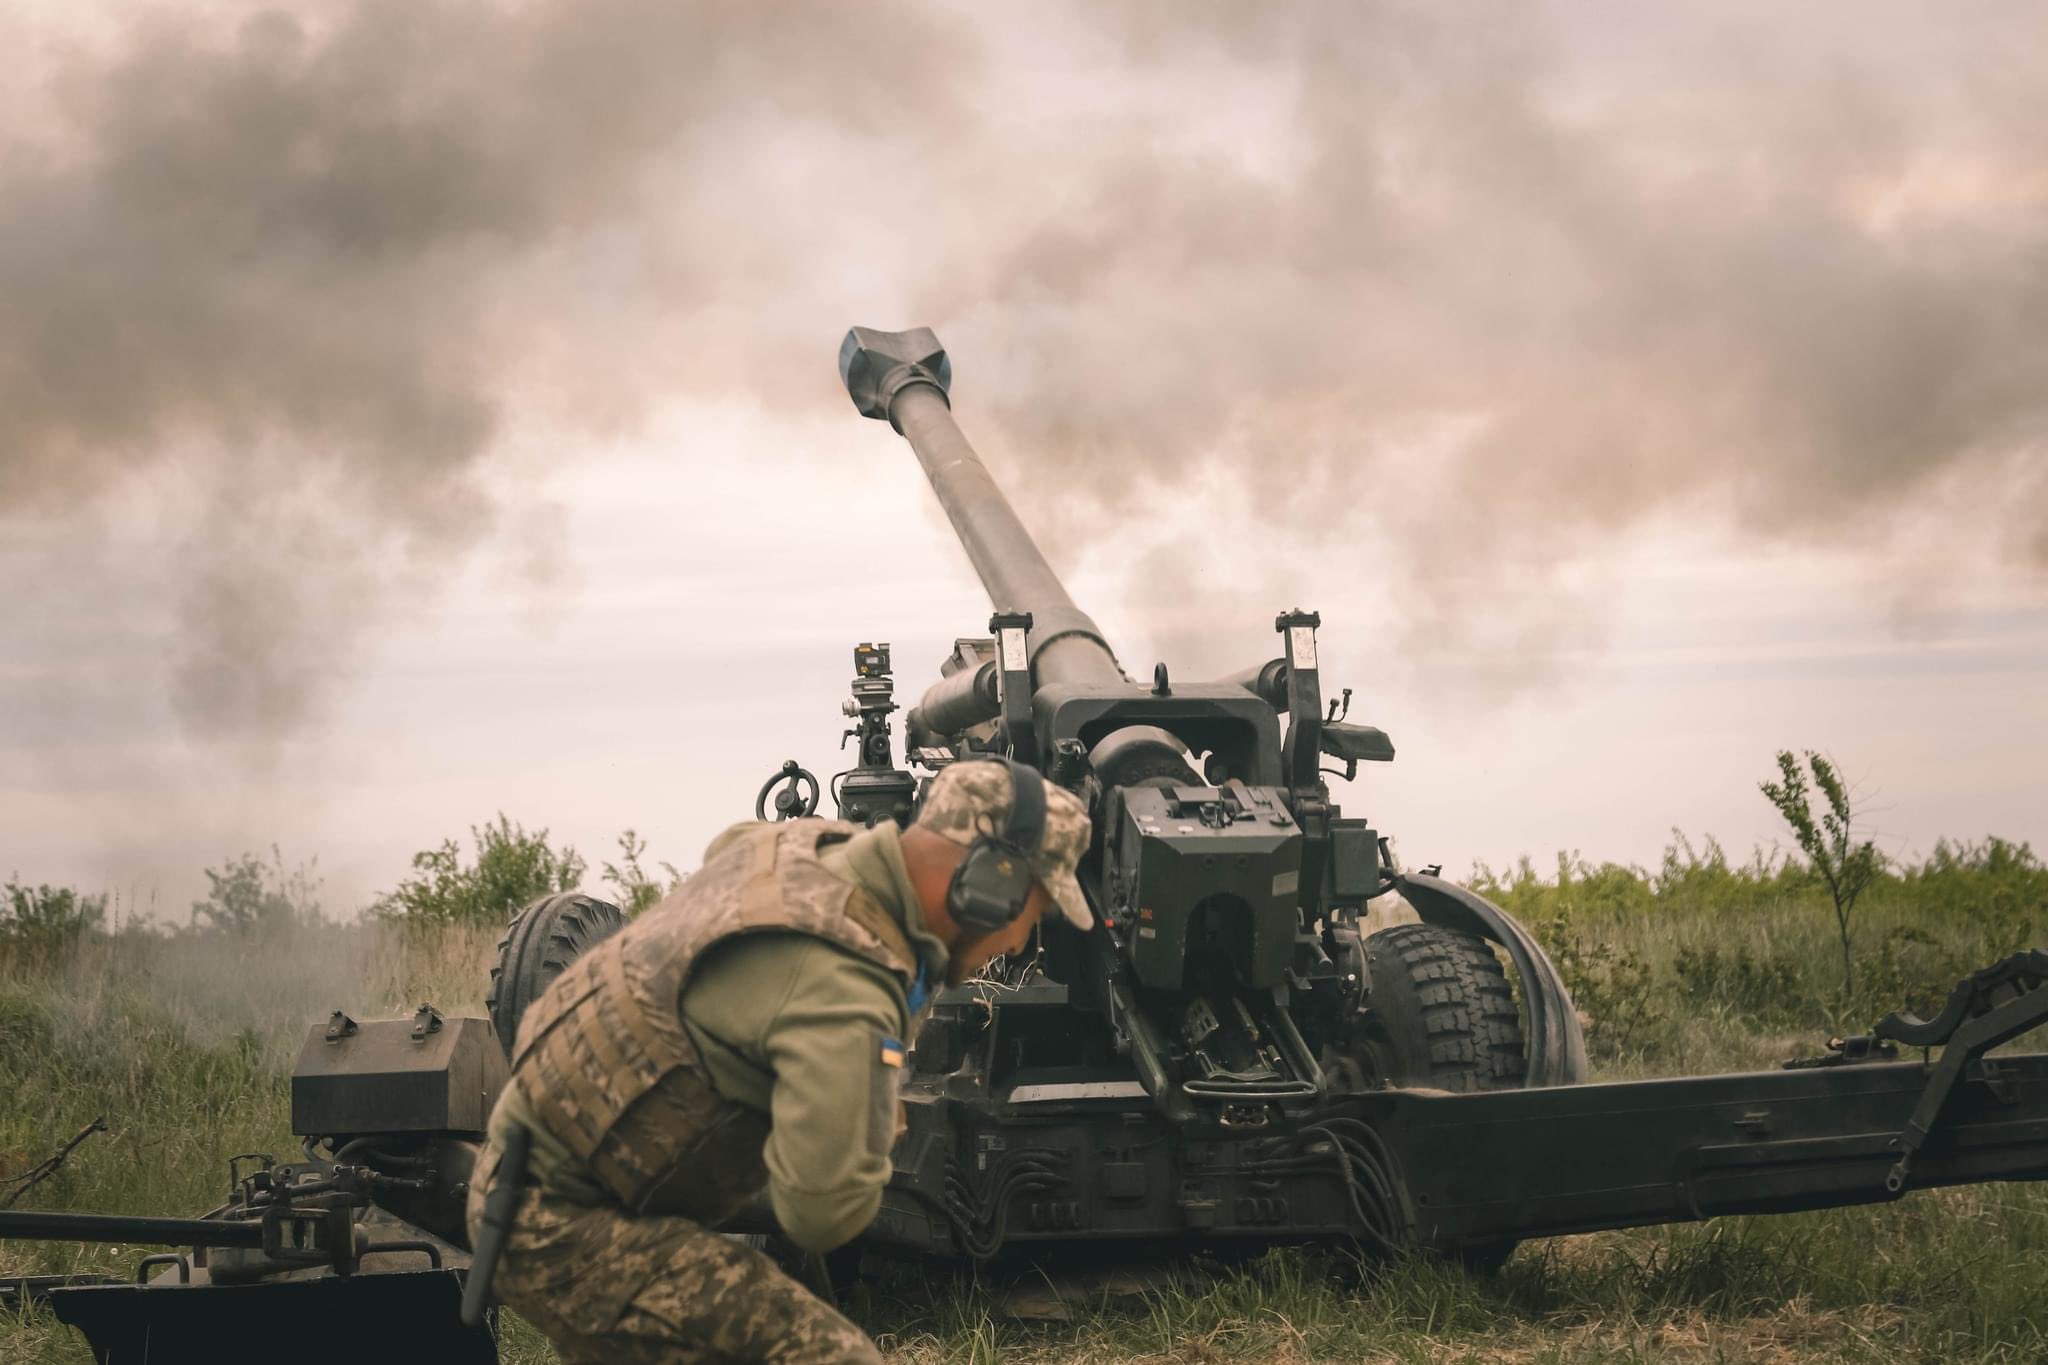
[1359,922,1527,1092]
[1354,922,1526,1272]
[486,892,627,1061]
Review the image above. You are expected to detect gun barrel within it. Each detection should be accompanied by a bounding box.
[909,657,999,739]
[841,327,1124,690]
[1224,658,1291,712]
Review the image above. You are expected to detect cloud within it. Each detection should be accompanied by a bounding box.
[5,0,2044,746]
[0,0,966,737]
[933,5,2048,682]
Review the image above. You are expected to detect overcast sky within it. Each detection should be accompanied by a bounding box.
[4,2,2043,919]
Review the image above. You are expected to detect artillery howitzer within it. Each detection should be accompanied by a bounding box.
[7,327,2048,1362]
[807,326,2048,1262]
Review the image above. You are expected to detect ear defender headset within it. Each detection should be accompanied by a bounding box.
[945,759,1049,932]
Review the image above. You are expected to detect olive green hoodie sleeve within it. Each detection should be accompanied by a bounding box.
[682,934,910,1253]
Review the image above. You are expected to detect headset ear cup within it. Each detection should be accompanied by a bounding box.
[944,761,1050,935]
[947,837,1037,932]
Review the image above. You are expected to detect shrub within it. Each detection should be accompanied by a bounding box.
[372,814,586,925]
[1902,837,2048,943]
[191,847,323,934]
[1673,942,1810,1025]
[1857,924,1979,1023]
[1,879,105,955]
[1760,750,1881,997]
[1473,853,1663,1056]
[602,830,683,916]
[1655,831,1804,917]
[1520,904,1660,1057]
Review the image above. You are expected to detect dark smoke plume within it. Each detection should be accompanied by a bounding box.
[1,0,965,737]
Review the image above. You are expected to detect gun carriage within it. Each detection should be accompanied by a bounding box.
[7,327,2048,1363]
[814,327,2048,1262]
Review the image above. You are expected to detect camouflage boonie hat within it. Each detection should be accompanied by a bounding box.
[916,761,1093,931]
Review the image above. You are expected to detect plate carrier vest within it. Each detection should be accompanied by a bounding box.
[511,820,918,1217]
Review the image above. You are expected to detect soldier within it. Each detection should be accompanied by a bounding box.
[466,759,1092,1364]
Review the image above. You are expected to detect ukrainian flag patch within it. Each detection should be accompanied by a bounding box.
[880,1037,906,1068]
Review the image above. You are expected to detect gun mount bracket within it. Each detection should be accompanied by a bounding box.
[1876,950,2048,1049]
[1876,951,2048,1193]
[990,611,1036,766]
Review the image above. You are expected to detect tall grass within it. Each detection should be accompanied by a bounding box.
[0,921,500,1281]
[1466,834,2048,1074]
[5,833,2045,1364]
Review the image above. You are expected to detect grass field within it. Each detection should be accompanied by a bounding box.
[4,835,2045,1363]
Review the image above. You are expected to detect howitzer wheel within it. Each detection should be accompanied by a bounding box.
[1347,921,1527,1271]
[486,892,627,1061]
[1353,922,1527,1092]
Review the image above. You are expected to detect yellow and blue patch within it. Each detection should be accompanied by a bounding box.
[879,1037,906,1068]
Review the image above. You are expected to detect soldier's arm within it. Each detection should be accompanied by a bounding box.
[752,943,911,1252]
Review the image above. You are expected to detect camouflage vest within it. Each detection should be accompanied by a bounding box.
[510,820,918,1217]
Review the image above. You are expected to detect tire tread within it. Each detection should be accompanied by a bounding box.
[1365,922,1527,1092]
[485,891,627,1059]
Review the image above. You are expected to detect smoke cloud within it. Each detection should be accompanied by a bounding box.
[938,6,2048,678]
[5,2,2045,740]
[1,0,967,737]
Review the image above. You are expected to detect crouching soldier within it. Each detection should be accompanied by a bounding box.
[466,760,1091,1363]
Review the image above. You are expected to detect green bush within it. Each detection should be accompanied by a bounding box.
[1760,750,1882,997]
[1856,924,1982,1022]
[1474,826,2044,1057]
[1673,942,1810,1024]
[1904,836,2048,937]
[1654,831,1806,917]
[1471,852,1663,1057]
[1,879,104,956]
[1471,849,1659,923]
[601,830,683,916]
[372,814,586,926]
[0,986,58,1067]
[191,847,323,934]
[1521,903,1662,1057]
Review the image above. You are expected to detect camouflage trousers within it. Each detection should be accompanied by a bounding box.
[467,1142,881,1364]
